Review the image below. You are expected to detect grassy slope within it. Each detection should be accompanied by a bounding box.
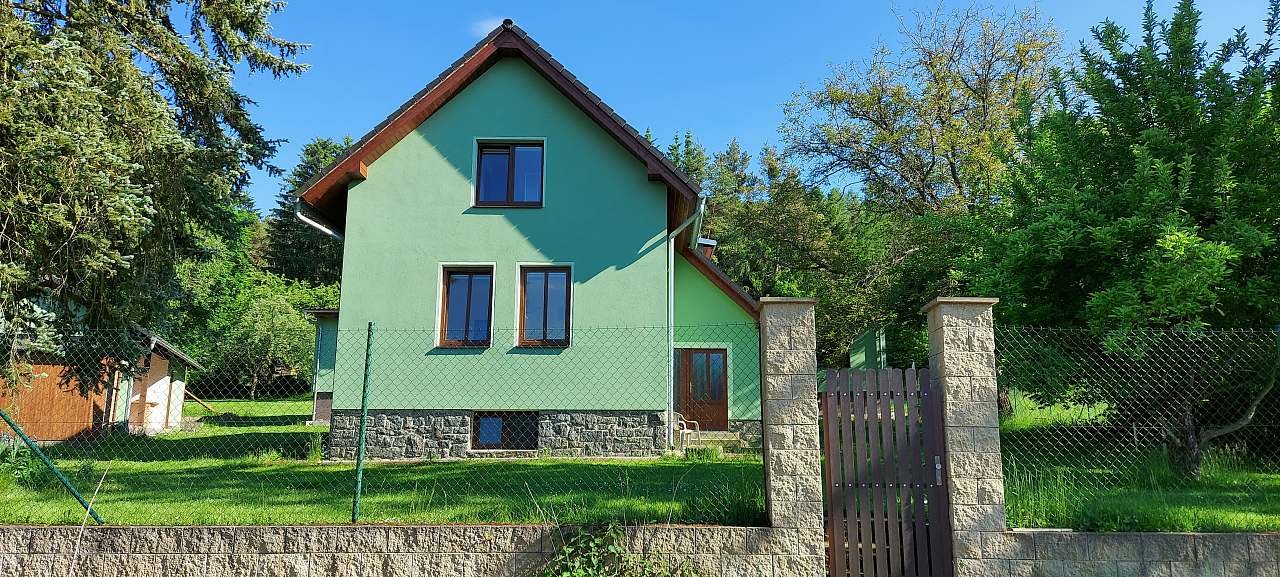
[0,397,765,526]
[1001,392,1280,532]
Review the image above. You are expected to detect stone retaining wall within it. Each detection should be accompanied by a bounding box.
[328,409,667,459]
[956,530,1280,577]
[0,525,826,577]
[927,297,1280,577]
[0,300,825,577]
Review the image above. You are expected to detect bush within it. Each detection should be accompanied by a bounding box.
[0,441,43,489]
[539,525,701,577]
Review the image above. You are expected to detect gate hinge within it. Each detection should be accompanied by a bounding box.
[934,455,943,485]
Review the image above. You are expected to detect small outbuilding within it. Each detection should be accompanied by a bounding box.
[0,329,204,442]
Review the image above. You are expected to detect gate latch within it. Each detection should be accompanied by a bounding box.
[934,456,943,485]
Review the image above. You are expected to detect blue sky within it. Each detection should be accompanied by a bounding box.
[237,0,1270,212]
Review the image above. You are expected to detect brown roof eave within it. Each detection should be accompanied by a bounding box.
[295,19,699,226]
[679,245,760,320]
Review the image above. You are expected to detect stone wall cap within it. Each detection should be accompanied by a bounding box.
[759,297,817,305]
[920,296,999,313]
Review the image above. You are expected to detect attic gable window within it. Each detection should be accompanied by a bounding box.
[476,142,543,207]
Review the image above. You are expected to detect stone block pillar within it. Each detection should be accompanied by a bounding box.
[758,297,823,533]
[922,297,1006,566]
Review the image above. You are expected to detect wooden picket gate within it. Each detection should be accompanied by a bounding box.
[819,368,952,577]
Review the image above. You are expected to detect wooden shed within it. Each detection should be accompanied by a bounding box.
[0,330,204,442]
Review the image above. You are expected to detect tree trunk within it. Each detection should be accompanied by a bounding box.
[1170,404,1202,479]
[997,387,1012,419]
[248,370,259,401]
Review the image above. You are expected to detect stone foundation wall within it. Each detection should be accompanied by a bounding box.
[328,409,667,459]
[0,525,826,577]
[728,419,763,449]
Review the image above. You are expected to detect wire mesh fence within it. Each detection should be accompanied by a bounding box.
[994,325,1280,531]
[0,323,766,526]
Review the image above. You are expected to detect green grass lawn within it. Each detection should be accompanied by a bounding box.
[0,397,765,526]
[1001,391,1280,532]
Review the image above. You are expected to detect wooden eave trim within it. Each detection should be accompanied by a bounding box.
[678,246,760,320]
[297,25,699,222]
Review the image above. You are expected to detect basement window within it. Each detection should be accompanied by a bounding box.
[472,411,538,450]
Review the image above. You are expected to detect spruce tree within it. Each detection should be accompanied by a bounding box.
[265,138,350,285]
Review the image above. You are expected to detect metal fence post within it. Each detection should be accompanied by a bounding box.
[0,408,104,525]
[351,321,373,523]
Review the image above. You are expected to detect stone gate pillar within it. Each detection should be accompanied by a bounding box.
[922,297,1006,571]
[758,297,823,534]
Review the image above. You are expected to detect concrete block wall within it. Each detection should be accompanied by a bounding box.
[926,296,1280,577]
[0,299,826,577]
[0,525,828,577]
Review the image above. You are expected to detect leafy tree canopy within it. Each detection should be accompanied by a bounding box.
[1,0,303,349]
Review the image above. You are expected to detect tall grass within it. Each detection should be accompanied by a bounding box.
[1001,391,1280,532]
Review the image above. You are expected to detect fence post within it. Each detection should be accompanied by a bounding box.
[351,321,373,523]
[922,297,1004,571]
[757,297,825,572]
[0,409,104,525]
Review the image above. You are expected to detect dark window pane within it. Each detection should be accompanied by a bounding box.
[476,416,502,446]
[523,271,545,341]
[478,150,509,203]
[474,413,537,450]
[709,353,725,400]
[513,146,543,202]
[692,352,708,401]
[445,274,470,341]
[546,271,567,340]
[467,274,491,342]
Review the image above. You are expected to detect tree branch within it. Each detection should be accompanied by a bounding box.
[1199,351,1279,445]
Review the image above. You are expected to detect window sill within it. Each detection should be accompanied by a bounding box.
[515,343,570,349]
[472,203,543,209]
[436,342,491,350]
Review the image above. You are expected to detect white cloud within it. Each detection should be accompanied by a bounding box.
[469,17,505,38]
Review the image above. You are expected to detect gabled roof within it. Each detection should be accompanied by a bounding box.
[295,19,699,242]
[295,19,759,320]
[131,326,206,371]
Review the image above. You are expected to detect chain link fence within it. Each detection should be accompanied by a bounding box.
[994,325,1280,531]
[0,324,765,526]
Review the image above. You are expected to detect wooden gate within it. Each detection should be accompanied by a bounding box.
[820,368,952,577]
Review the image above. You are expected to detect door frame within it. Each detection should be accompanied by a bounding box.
[675,347,730,431]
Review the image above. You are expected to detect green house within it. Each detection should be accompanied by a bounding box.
[296,20,763,459]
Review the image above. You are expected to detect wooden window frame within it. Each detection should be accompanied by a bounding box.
[439,266,494,348]
[475,142,544,208]
[471,411,539,450]
[518,266,572,348]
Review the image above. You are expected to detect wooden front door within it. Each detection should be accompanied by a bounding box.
[676,348,728,431]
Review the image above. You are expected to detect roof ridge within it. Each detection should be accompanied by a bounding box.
[295,19,700,220]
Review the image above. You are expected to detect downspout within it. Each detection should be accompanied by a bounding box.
[666,197,705,448]
[295,200,345,241]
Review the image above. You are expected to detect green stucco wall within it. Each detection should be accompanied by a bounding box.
[312,316,337,393]
[332,57,670,411]
[673,255,761,420]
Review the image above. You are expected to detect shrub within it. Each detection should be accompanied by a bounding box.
[539,525,702,577]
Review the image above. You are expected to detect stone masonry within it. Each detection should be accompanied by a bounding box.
[758,297,825,547]
[0,524,828,577]
[0,298,829,577]
[927,296,1280,577]
[924,297,1006,540]
[328,409,667,459]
